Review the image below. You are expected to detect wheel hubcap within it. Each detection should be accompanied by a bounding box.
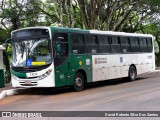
[75,77,82,87]
[130,68,135,79]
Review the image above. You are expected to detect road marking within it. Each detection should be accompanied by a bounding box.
[80,87,160,108]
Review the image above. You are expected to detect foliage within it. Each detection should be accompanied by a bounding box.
[1,0,159,33]
[0,28,9,44]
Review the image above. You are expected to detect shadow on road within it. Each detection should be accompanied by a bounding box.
[21,77,146,96]
[86,77,145,89]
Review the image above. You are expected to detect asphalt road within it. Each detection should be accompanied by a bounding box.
[0,71,160,120]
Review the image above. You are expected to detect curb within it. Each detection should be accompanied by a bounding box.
[153,69,160,72]
[0,90,7,99]
[0,88,33,99]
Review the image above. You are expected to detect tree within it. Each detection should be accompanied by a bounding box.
[75,0,159,32]
[32,0,80,28]
[0,0,45,82]
[76,0,140,30]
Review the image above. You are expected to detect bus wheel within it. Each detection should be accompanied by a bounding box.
[128,66,137,81]
[73,73,85,91]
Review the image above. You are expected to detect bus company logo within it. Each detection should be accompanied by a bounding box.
[94,58,107,64]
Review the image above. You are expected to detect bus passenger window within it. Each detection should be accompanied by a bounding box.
[85,35,99,54]
[111,36,121,53]
[147,38,153,52]
[139,38,147,52]
[130,37,139,52]
[72,34,85,54]
[120,37,131,53]
[99,36,110,54]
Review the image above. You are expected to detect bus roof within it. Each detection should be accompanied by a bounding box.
[12,26,153,38]
[50,26,153,38]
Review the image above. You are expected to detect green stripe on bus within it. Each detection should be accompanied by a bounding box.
[12,70,26,78]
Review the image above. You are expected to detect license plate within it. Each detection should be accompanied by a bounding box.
[25,81,31,84]
[28,72,37,77]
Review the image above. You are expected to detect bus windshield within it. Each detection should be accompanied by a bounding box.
[12,39,52,67]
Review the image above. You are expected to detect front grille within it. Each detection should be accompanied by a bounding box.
[18,76,38,79]
[20,84,37,86]
[19,81,38,86]
[12,68,40,73]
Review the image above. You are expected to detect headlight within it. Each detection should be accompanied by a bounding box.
[38,69,52,80]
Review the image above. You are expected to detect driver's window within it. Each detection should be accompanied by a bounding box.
[34,40,51,63]
[37,40,49,56]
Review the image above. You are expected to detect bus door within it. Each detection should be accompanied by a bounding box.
[54,33,69,87]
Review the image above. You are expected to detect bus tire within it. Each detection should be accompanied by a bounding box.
[73,73,85,91]
[128,66,137,81]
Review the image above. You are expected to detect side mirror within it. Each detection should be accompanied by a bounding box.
[5,38,11,44]
[3,38,12,51]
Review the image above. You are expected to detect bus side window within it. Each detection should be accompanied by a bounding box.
[130,37,139,52]
[120,36,131,53]
[85,35,99,54]
[111,36,121,53]
[71,34,85,54]
[139,38,148,52]
[99,36,110,54]
[147,37,153,52]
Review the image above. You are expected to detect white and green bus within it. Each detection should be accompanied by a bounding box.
[11,27,155,91]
